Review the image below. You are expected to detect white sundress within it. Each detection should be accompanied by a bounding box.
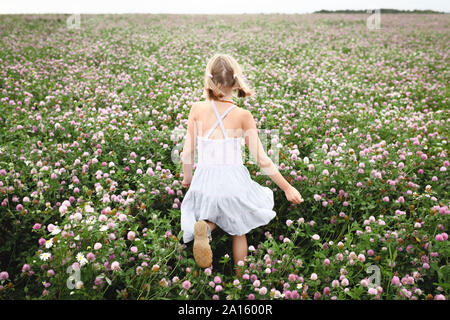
[180,99,276,243]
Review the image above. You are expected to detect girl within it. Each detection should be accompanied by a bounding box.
[180,53,303,273]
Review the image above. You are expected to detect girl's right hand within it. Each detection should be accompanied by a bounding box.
[284,185,304,204]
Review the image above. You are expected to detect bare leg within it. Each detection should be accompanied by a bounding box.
[232,235,247,278]
[204,220,217,232]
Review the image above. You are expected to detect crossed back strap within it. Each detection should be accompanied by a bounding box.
[204,100,236,139]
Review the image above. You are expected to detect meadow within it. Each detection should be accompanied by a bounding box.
[0,13,448,300]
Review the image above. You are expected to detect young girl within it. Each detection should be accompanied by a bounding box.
[180,53,303,273]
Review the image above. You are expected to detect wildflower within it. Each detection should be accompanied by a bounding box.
[136,266,143,275]
[391,276,401,286]
[310,273,318,281]
[152,265,160,272]
[51,226,61,235]
[312,234,320,241]
[160,278,168,287]
[86,252,95,262]
[45,239,53,249]
[182,280,191,290]
[22,264,31,273]
[273,290,282,299]
[40,252,51,261]
[127,231,136,241]
[76,253,88,266]
[75,281,84,289]
[111,261,120,271]
[368,287,377,295]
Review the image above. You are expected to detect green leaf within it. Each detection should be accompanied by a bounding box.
[432,282,450,290]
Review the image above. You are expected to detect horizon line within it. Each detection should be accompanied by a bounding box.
[1,10,449,15]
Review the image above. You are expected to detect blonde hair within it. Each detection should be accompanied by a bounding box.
[203,53,254,100]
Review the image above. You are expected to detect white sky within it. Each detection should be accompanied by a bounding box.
[0,0,449,14]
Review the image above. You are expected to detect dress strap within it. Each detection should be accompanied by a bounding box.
[205,100,236,139]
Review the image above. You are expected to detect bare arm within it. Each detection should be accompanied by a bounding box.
[242,110,303,204]
[242,110,289,191]
[180,103,198,186]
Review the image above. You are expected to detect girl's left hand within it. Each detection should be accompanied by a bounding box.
[181,179,191,188]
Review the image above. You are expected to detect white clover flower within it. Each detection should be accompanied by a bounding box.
[75,281,84,289]
[51,226,61,235]
[274,290,282,299]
